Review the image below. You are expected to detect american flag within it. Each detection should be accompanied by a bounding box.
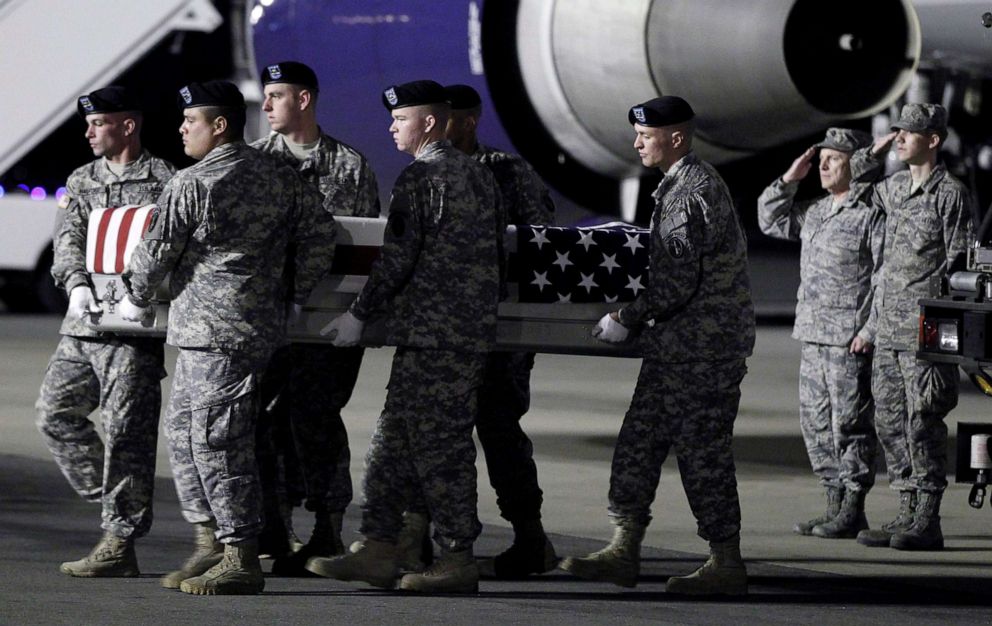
[515,223,650,303]
[85,205,157,274]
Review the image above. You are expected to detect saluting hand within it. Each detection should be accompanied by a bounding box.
[321,311,364,347]
[782,147,816,184]
[592,311,630,344]
[871,131,898,157]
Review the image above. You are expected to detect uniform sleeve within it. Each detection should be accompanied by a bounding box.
[509,159,555,226]
[290,179,337,304]
[856,205,886,343]
[50,179,92,294]
[756,177,811,241]
[349,174,424,321]
[620,193,707,325]
[121,178,196,306]
[352,160,382,218]
[942,185,976,266]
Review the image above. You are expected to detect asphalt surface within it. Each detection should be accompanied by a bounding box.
[1,315,991,625]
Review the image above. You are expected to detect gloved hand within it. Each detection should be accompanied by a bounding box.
[320,311,364,347]
[592,311,629,344]
[68,285,101,320]
[119,295,153,325]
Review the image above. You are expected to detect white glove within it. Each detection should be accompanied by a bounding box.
[320,311,364,347]
[68,285,101,320]
[592,312,629,344]
[119,295,153,325]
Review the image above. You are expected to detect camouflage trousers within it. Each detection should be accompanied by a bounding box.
[799,342,877,491]
[257,343,360,515]
[873,349,958,493]
[608,358,746,542]
[406,351,543,523]
[361,347,485,552]
[35,335,164,538]
[166,348,269,543]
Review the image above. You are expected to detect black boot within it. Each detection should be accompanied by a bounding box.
[812,489,868,538]
[794,486,843,536]
[478,519,558,579]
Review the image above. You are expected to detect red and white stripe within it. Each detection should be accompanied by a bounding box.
[85,205,156,274]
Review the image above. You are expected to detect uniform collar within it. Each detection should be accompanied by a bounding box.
[99,150,152,179]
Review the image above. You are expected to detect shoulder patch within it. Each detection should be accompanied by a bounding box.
[144,206,164,240]
[57,194,71,210]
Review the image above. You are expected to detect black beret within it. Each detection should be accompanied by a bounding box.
[382,80,447,110]
[628,96,695,127]
[444,84,482,110]
[77,86,141,118]
[260,61,319,92]
[177,81,246,110]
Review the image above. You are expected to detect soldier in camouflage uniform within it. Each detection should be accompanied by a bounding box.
[393,84,558,578]
[304,80,502,594]
[448,83,558,577]
[36,86,174,578]
[250,61,381,572]
[120,81,335,595]
[757,128,884,539]
[560,96,755,596]
[851,104,974,551]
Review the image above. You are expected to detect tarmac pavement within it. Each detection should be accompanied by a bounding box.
[1,315,990,625]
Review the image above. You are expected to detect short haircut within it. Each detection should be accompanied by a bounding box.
[201,105,246,139]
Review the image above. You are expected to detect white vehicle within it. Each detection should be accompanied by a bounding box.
[0,196,61,311]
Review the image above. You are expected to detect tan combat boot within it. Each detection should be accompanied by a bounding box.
[179,539,265,595]
[559,522,645,588]
[666,534,747,596]
[305,538,399,589]
[399,547,478,593]
[59,531,139,578]
[161,521,224,589]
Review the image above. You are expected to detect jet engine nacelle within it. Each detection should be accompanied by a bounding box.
[514,0,921,178]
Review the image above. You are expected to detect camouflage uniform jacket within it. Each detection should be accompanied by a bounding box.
[757,177,885,346]
[472,143,554,225]
[856,155,974,350]
[251,130,380,217]
[349,140,501,352]
[123,141,335,354]
[52,151,176,338]
[618,152,755,363]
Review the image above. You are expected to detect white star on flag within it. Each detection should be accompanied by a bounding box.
[623,233,644,253]
[626,274,644,295]
[578,272,598,294]
[600,253,620,274]
[605,295,618,303]
[531,271,551,292]
[552,250,572,271]
[530,228,550,250]
[557,292,572,303]
[576,230,597,251]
